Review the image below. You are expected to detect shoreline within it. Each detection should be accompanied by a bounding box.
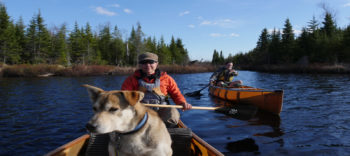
[1,63,350,78]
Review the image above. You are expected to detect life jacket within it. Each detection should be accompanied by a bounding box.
[217,69,234,82]
[138,78,168,111]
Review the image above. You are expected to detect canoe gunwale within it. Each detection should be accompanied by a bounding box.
[209,85,282,93]
[46,120,224,156]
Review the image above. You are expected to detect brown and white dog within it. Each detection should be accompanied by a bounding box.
[83,84,172,156]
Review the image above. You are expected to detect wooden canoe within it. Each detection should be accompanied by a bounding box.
[209,84,283,115]
[45,120,224,156]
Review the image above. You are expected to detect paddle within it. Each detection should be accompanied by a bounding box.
[184,84,210,97]
[143,103,240,115]
[144,103,220,110]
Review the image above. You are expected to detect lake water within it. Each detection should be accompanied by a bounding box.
[1,71,350,156]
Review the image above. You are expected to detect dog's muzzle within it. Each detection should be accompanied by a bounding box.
[86,123,97,133]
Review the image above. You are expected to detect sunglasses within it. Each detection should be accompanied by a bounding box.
[139,60,157,64]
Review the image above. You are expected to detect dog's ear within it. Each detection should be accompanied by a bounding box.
[120,91,144,106]
[82,84,104,103]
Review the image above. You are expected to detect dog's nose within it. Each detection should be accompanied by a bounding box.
[86,123,96,132]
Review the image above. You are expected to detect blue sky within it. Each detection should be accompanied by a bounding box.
[1,0,350,61]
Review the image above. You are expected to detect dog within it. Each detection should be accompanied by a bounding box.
[83,84,172,156]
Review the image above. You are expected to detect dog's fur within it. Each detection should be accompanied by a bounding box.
[83,84,172,156]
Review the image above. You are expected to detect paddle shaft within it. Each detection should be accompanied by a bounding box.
[143,104,220,110]
[198,84,210,91]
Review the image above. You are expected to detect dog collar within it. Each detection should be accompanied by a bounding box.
[123,112,148,135]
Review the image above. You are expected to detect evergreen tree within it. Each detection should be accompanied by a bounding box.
[98,24,112,64]
[281,18,295,63]
[169,36,179,64]
[35,10,51,63]
[269,28,281,64]
[68,22,84,64]
[54,24,68,65]
[321,12,336,37]
[211,49,220,65]
[82,23,95,64]
[176,38,189,65]
[219,50,224,64]
[307,16,319,33]
[157,36,171,64]
[340,25,350,62]
[144,37,157,53]
[26,15,37,63]
[15,17,27,63]
[111,25,125,66]
[256,28,270,64]
[0,3,10,63]
[128,23,144,66]
[3,21,21,64]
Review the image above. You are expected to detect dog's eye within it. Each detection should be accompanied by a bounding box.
[109,108,118,112]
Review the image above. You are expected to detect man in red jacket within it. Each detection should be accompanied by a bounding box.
[122,52,192,127]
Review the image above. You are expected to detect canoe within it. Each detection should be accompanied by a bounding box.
[209,84,283,115]
[45,120,224,156]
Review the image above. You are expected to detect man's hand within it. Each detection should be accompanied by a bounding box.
[181,102,192,111]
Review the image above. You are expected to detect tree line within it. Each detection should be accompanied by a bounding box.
[0,3,189,66]
[212,9,350,66]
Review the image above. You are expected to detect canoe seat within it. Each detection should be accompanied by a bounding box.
[168,128,192,156]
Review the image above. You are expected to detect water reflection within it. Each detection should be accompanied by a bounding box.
[210,96,284,153]
[226,138,259,154]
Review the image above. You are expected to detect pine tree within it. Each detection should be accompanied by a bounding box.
[281,18,295,63]
[307,16,319,33]
[54,24,68,65]
[256,28,270,64]
[98,24,112,64]
[321,12,336,37]
[219,51,224,64]
[269,28,281,64]
[340,25,350,62]
[15,17,27,63]
[36,10,51,63]
[211,49,220,65]
[68,22,84,64]
[157,36,171,64]
[169,36,179,64]
[128,23,144,66]
[0,3,10,63]
[111,25,125,66]
[82,23,94,64]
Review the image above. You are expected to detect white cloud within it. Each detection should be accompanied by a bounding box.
[294,29,302,36]
[210,33,239,37]
[229,33,239,37]
[210,33,224,37]
[95,7,116,16]
[179,11,190,16]
[344,2,350,7]
[188,24,195,28]
[200,18,238,28]
[124,9,132,14]
[111,4,120,8]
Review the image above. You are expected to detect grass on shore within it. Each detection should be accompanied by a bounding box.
[1,63,349,78]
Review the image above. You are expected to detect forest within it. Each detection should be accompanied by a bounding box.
[212,9,350,68]
[0,3,189,66]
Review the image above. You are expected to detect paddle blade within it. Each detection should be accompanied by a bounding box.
[184,90,202,97]
[215,104,258,120]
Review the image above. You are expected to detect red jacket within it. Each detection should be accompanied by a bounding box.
[121,70,186,105]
